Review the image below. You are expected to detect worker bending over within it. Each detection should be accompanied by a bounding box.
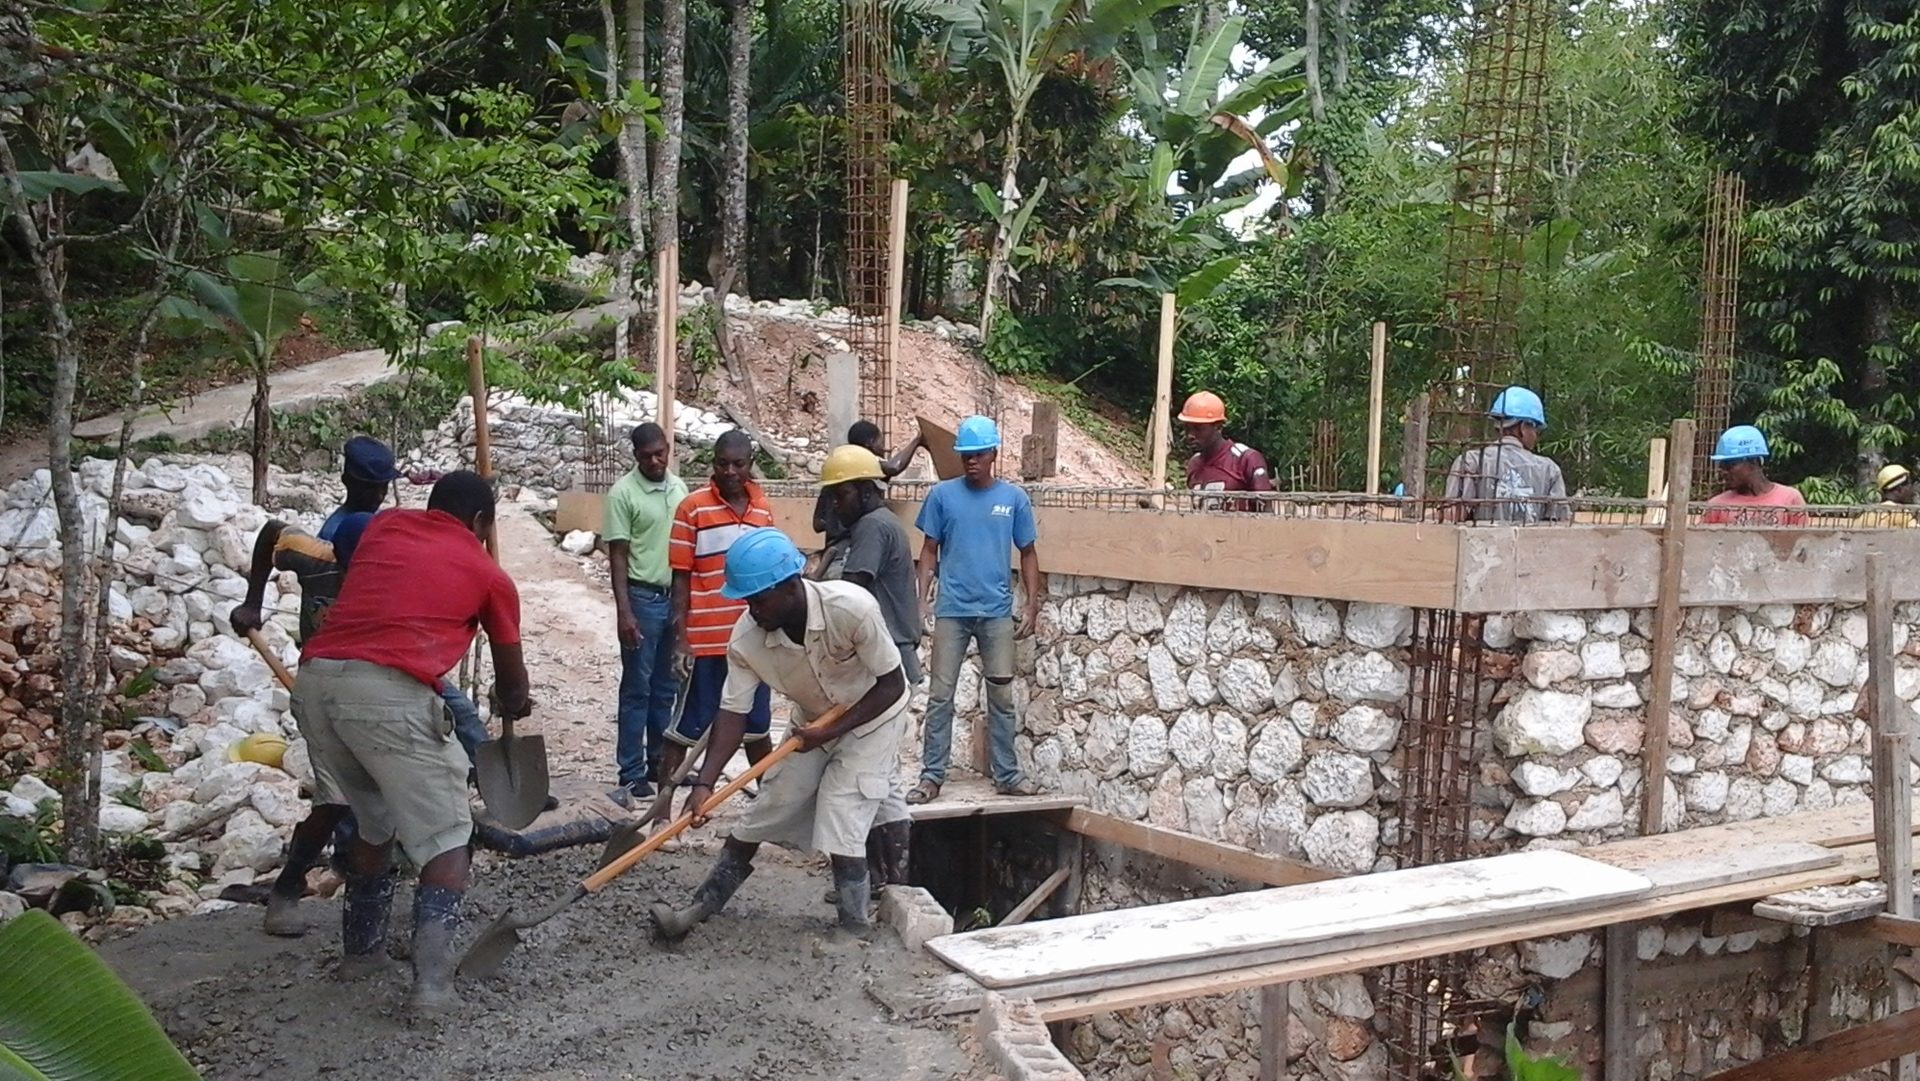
[1178,391,1275,511]
[1701,425,1807,525]
[1443,386,1569,523]
[651,528,909,941]
[292,470,531,1011]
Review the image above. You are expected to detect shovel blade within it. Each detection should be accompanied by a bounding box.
[597,819,650,870]
[457,909,525,980]
[475,732,551,830]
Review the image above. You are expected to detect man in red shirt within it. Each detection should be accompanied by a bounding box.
[1178,391,1276,511]
[293,470,531,1013]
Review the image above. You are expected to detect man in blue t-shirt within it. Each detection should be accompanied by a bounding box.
[908,416,1043,801]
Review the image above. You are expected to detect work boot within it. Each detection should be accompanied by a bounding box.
[338,872,396,980]
[408,884,464,1013]
[875,819,912,890]
[650,848,754,943]
[829,856,875,941]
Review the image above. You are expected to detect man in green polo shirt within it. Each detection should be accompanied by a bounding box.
[605,422,690,803]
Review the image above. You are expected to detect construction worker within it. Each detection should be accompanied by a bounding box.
[812,420,924,579]
[819,444,918,893]
[651,528,909,942]
[1871,464,1918,527]
[908,415,1042,803]
[663,429,775,786]
[228,436,489,938]
[292,470,531,1012]
[1442,386,1570,523]
[1701,425,1808,525]
[604,422,690,805]
[1177,391,1275,511]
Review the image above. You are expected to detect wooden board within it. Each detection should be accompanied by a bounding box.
[1755,882,1887,926]
[907,776,1081,822]
[1702,1006,1920,1081]
[918,416,963,481]
[926,849,1650,991]
[1063,808,1332,887]
[1592,839,1839,898]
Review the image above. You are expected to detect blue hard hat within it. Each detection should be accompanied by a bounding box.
[1488,386,1546,429]
[953,415,1001,454]
[1711,424,1770,462]
[720,528,806,600]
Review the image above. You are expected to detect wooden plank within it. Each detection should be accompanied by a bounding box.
[1807,927,1839,1040]
[1148,294,1176,499]
[1401,391,1429,502]
[1703,1006,1920,1081]
[1365,322,1386,496]
[1028,861,1856,1022]
[1022,401,1059,481]
[1642,418,1695,834]
[1873,546,1918,1081]
[917,416,963,481]
[1054,827,1084,920]
[1866,914,1920,949]
[657,243,679,466]
[1064,809,1333,888]
[1645,437,1668,504]
[1604,923,1637,1081]
[1591,839,1839,899]
[1756,882,1887,926]
[927,849,1649,991]
[884,178,908,445]
[1258,983,1290,1081]
[1000,868,1072,928]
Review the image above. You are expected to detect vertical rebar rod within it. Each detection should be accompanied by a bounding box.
[844,0,895,443]
[1692,171,1744,497]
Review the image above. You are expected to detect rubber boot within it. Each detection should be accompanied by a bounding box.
[337,872,396,979]
[650,849,754,943]
[830,856,874,941]
[264,831,326,938]
[875,819,912,890]
[408,885,463,1013]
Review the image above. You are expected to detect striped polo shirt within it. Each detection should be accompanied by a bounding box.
[669,479,775,655]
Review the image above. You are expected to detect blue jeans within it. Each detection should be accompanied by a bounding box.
[921,615,1020,787]
[439,684,486,766]
[616,583,680,787]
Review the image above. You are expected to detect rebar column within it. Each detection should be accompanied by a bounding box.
[1692,171,1745,497]
[844,0,895,443]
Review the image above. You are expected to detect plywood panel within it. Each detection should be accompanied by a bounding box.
[926,849,1649,990]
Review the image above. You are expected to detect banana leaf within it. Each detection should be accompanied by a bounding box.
[0,910,203,1080]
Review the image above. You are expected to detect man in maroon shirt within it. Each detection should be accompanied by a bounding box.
[1179,391,1276,511]
[292,470,531,1012]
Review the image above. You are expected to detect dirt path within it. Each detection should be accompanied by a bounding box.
[101,845,981,1081]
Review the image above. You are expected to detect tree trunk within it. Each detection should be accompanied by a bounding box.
[0,130,100,863]
[1304,0,1342,211]
[653,0,687,262]
[621,0,650,361]
[602,0,633,366]
[1858,280,1894,486]
[977,120,1025,340]
[720,0,750,300]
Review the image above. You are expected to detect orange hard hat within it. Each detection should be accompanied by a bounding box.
[1176,391,1226,425]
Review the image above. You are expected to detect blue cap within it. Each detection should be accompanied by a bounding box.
[1711,424,1770,462]
[342,436,404,483]
[954,415,1001,454]
[721,528,806,600]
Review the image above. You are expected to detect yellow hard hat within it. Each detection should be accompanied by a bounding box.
[228,732,289,769]
[1879,464,1913,492]
[819,444,886,488]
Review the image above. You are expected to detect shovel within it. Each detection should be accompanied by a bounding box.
[474,711,551,831]
[459,712,834,979]
[595,653,697,868]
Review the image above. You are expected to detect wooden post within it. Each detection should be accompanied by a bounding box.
[1399,391,1430,519]
[1869,551,1918,1081]
[1604,923,1638,1081]
[1258,983,1291,1081]
[1022,401,1059,481]
[1365,321,1387,496]
[1640,418,1696,835]
[885,178,910,446]
[1645,437,1668,501]
[826,351,860,448]
[657,244,680,467]
[1052,827,1084,919]
[1148,293,1176,503]
[465,336,497,558]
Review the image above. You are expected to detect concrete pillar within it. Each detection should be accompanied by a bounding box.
[827,351,860,448]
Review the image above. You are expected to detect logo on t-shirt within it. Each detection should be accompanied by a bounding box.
[991,504,1014,518]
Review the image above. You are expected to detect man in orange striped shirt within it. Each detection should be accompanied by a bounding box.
[664,430,775,783]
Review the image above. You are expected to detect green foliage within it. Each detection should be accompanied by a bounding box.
[0,910,203,1080]
[0,802,62,868]
[984,312,1055,375]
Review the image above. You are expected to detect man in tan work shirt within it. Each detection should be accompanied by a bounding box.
[651,528,910,943]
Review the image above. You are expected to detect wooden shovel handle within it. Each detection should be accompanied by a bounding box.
[582,704,848,893]
[245,629,296,691]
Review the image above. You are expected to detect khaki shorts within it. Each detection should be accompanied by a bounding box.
[732,704,908,858]
[290,658,472,866]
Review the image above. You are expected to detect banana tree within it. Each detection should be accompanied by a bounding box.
[911,0,1184,338]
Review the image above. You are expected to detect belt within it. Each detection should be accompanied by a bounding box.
[626,580,670,596]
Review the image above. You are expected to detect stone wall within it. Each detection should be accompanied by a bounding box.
[1016,575,1920,1080]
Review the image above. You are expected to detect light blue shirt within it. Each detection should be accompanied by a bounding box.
[915,479,1037,619]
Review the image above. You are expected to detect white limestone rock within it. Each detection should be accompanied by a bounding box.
[1591,682,1643,709]
[1290,598,1342,647]
[1258,790,1310,858]
[1685,771,1730,813]
[1163,593,1209,665]
[1084,594,1127,643]
[1773,630,1811,674]
[1820,755,1871,784]
[1512,762,1579,797]
[1780,754,1815,786]
[1520,934,1594,980]
[1565,790,1625,831]
[1331,706,1399,754]
[559,529,597,555]
[1182,778,1227,839]
[11,775,59,807]
[1126,715,1171,776]
[1205,594,1253,654]
[1344,603,1412,649]
[1302,810,1378,874]
[1311,974,1375,1020]
[213,809,284,874]
[1218,658,1273,715]
[1185,668,1216,707]
[1580,641,1627,681]
[176,484,242,531]
[1481,614,1518,649]
[1302,753,1374,809]
[1808,641,1860,689]
[98,803,149,834]
[1323,652,1408,703]
[1725,777,1764,821]
[1521,651,1582,689]
[1504,799,1568,837]
[1145,645,1189,712]
[1247,720,1304,785]
[1125,585,1164,635]
[1582,755,1624,788]
[1516,611,1586,643]
[1168,710,1213,773]
[1592,609,1630,636]
[1210,713,1248,780]
[1493,690,1592,756]
[1269,664,1302,712]
[1761,778,1799,817]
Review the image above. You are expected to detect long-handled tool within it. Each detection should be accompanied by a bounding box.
[245,629,296,691]
[458,713,831,979]
[596,663,699,868]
